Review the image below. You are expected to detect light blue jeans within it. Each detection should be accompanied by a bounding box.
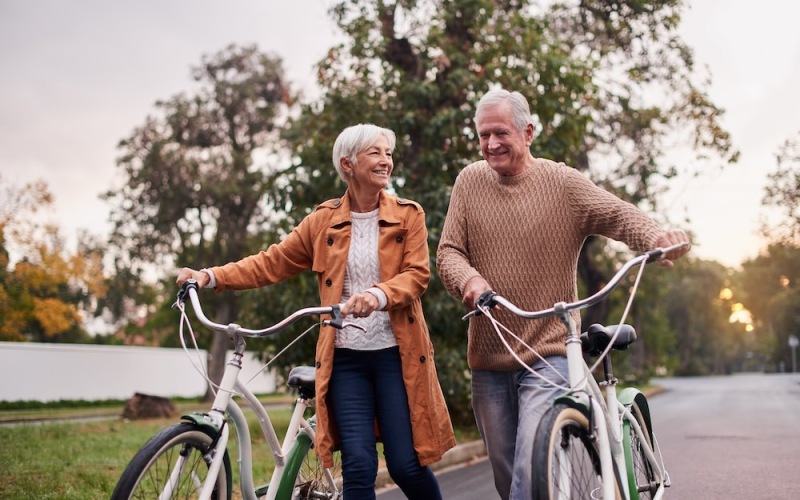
[471,356,569,500]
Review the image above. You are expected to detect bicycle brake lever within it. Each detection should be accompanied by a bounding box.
[340,322,367,332]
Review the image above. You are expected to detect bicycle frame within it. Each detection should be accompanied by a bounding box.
[174,283,342,500]
[470,243,685,500]
[557,308,667,500]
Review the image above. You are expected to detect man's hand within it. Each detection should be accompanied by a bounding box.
[462,275,493,311]
[655,230,691,267]
[176,267,211,288]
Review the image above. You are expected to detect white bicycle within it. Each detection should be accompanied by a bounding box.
[466,243,688,500]
[111,279,358,500]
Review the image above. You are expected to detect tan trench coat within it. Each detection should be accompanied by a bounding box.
[211,190,456,468]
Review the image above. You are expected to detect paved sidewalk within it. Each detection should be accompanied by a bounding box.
[375,439,487,489]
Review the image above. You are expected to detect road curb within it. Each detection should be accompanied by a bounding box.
[375,439,487,489]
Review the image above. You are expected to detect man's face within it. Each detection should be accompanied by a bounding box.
[476,102,533,176]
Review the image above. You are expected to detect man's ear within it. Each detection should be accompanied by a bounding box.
[525,123,535,145]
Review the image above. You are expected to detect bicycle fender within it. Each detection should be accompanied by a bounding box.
[617,388,653,442]
[275,429,314,499]
[180,412,222,435]
[553,393,591,416]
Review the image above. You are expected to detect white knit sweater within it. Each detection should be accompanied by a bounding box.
[335,209,396,350]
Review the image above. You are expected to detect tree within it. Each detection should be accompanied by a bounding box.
[272,0,736,423]
[102,45,295,399]
[762,131,800,241]
[739,243,800,371]
[0,176,105,342]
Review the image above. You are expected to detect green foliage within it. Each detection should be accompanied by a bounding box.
[0,176,105,342]
[96,1,742,416]
[762,132,800,241]
[102,45,295,395]
[273,0,736,412]
[739,242,800,371]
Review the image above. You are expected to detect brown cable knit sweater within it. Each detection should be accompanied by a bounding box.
[436,158,664,371]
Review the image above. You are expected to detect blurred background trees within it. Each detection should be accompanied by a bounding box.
[3,1,799,419]
[100,45,295,399]
[0,176,106,343]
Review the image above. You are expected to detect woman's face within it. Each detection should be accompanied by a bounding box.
[345,135,393,193]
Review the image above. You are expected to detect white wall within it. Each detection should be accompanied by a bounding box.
[0,342,276,402]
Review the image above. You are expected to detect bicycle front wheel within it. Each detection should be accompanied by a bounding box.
[624,400,658,500]
[111,422,232,500]
[532,403,614,500]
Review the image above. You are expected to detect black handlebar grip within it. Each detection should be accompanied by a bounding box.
[177,279,199,304]
[328,304,345,329]
[644,248,664,263]
[476,290,498,311]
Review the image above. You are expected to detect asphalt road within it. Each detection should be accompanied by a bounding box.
[649,372,800,500]
[377,372,800,500]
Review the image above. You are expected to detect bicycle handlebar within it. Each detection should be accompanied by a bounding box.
[175,279,347,338]
[464,242,689,321]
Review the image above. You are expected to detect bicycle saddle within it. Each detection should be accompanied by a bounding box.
[580,323,637,356]
[287,365,316,399]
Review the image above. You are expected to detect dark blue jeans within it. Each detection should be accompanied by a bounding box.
[328,346,442,500]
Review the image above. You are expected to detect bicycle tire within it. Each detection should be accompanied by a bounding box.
[532,403,619,500]
[623,400,658,500]
[111,422,232,500]
[276,417,343,500]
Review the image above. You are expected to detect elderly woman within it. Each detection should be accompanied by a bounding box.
[177,123,455,500]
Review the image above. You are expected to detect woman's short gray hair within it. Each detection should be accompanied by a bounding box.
[474,89,534,132]
[332,124,397,181]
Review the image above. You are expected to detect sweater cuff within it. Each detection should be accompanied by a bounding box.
[200,268,217,289]
[365,287,388,310]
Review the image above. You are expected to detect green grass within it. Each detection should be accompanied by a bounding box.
[0,400,480,499]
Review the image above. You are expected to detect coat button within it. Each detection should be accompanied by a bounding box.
[407,316,414,324]
[327,237,333,246]
[396,236,404,243]
[325,279,332,287]
[315,361,321,368]
[419,356,426,363]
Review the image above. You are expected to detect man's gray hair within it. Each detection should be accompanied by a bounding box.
[474,89,534,132]
[332,124,397,181]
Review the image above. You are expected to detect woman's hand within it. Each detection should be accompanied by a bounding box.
[342,291,380,318]
[176,267,211,288]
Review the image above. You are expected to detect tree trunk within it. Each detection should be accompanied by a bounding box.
[122,393,176,419]
[204,297,238,401]
[578,238,610,329]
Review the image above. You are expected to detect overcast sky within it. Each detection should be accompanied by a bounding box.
[1,0,799,268]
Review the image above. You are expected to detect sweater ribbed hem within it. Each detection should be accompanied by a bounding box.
[468,343,567,371]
